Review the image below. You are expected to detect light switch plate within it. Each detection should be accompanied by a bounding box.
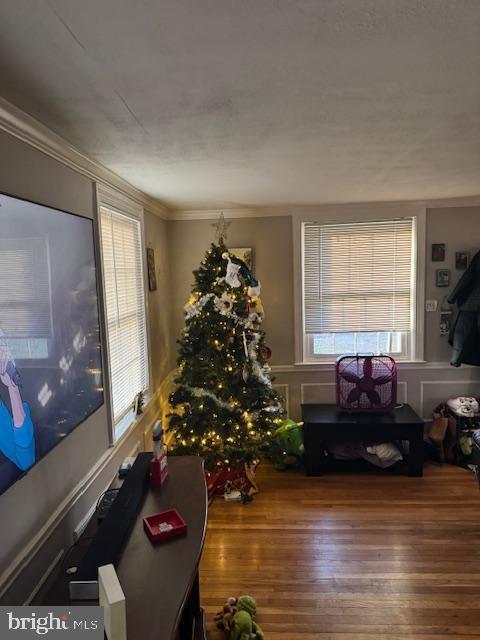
[426,299,438,312]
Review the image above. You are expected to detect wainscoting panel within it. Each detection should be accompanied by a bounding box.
[397,382,408,404]
[301,383,335,405]
[273,361,480,421]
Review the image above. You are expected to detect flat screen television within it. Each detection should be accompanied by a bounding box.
[0,192,104,495]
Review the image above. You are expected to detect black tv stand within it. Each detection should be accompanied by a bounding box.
[302,403,424,477]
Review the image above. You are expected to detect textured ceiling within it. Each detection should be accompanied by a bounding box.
[0,0,479,209]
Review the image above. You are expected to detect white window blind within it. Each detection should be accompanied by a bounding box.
[100,206,148,423]
[303,218,416,334]
[0,237,52,338]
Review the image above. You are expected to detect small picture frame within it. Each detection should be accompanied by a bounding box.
[431,243,446,262]
[229,247,254,273]
[455,251,470,271]
[436,269,450,288]
[146,247,157,291]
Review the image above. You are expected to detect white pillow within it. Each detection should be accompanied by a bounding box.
[366,442,403,463]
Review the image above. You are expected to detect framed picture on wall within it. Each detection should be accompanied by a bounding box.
[435,269,450,287]
[455,251,470,270]
[230,247,254,273]
[146,247,157,291]
[431,243,446,261]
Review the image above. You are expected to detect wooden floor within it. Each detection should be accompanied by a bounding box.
[199,461,480,639]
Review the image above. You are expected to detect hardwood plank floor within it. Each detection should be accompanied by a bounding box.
[199,461,480,639]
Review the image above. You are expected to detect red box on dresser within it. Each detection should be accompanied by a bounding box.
[143,508,187,544]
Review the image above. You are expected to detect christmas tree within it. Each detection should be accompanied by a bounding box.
[168,216,284,469]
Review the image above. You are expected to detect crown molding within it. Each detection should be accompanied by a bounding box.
[169,195,480,221]
[168,207,292,220]
[0,97,169,220]
[2,97,478,222]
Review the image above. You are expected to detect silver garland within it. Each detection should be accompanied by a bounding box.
[184,385,282,419]
[183,286,274,393]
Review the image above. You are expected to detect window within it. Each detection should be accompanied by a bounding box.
[0,237,52,358]
[100,204,149,437]
[302,217,418,362]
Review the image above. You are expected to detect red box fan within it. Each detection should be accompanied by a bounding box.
[335,355,397,412]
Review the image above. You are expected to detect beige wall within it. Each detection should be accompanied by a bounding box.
[0,131,170,603]
[425,206,480,361]
[144,212,175,381]
[168,216,295,366]
[167,208,480,421]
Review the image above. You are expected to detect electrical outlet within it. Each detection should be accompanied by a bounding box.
[426,299,438,312]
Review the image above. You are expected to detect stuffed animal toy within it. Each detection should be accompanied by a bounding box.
[230,595,265,640]
[431,399,480,463]
[214,596,238,631]
[447,396,479,418]
[270,419,304,470]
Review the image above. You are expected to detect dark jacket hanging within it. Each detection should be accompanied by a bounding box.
[448,250,480,367]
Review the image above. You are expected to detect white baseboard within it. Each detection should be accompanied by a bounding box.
[23,549,64,606]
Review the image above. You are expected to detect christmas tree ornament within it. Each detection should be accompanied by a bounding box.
[225,257,242,288]
[259,345,272,360]
[250,295,264,312]
[242,331,249,357]
[214,291,234,315]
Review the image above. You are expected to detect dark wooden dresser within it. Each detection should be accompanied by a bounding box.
[39,456,208,640]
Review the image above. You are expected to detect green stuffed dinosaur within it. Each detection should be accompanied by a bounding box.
[230,595,265,640]
[270,419,304,470]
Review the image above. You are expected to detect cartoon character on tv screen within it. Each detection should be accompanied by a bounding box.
[0,341,35,472]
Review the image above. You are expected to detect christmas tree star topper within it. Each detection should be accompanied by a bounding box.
[212,213,231,243]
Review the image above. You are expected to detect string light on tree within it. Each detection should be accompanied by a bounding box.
[168,219,284,469]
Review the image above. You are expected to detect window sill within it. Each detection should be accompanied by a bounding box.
[272,360,470,375]
[270,360,449,373]
[112,391,153,446]
[295,359,427,368]
[115,409,137,441]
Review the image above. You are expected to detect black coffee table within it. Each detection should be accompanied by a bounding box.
[302,403,424,477]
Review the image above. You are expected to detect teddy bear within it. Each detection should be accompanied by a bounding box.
[214,596,238,631]
[230,595,265,640]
